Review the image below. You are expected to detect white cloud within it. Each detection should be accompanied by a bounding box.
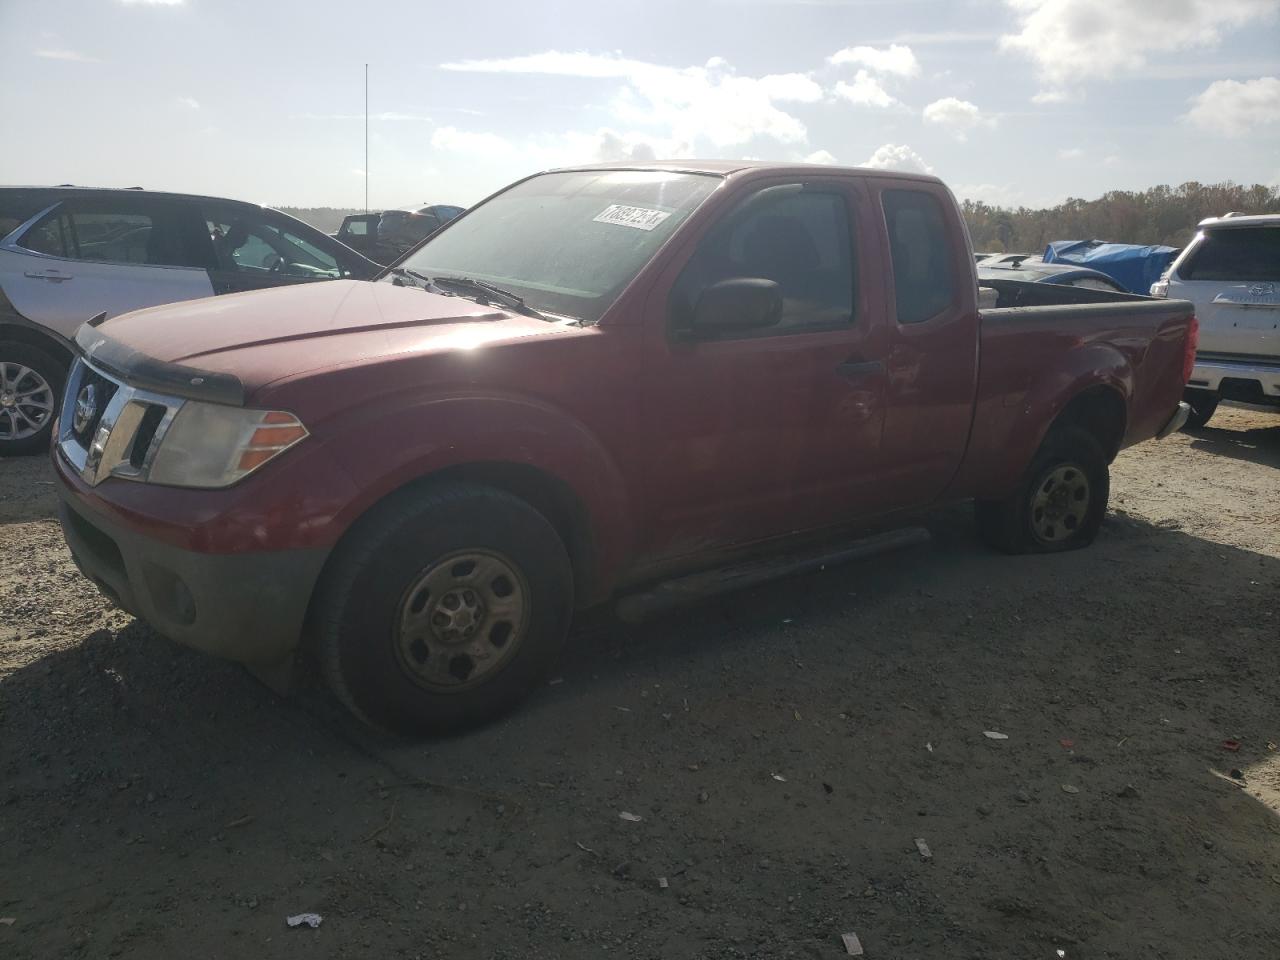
[834,70,897,108]
[34,48,99,62]
[1000,0,1278,91]
[827,44,920,77]
[863,144,933,175]
[1058,147,1085,160]
[175,96,199,110]
[804,149,838,164]
[921,97,992,139]
[431,125,692,167]
[1184,76,1280,136]
[431,126,512,154]
[1031,88,1077,104]
[295,111,432,122]
[440,51,820,148]
[954,182,1026,208]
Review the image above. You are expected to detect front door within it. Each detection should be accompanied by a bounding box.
[202,203,347,295]
[639,178,892,563]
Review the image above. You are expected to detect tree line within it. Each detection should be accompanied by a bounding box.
[962,181,1280,254]
[282,180,1280,254]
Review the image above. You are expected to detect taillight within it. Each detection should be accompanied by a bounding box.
[1182,314,1198,384]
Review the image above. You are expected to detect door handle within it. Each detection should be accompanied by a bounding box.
[24,270,73,283]
[836,359,884,381]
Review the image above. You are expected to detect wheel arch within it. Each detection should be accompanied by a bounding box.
[1047,383,1128,462]
[0,321,75,371]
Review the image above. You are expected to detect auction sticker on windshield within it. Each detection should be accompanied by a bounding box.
[593,205,671,231]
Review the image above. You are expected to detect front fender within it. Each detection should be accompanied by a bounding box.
[318,391,635,594]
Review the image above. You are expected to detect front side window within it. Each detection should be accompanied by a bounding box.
[672,186,855,334]
[882,189,956,324]
[397,170,721,322]
[1180,227,1280,282]
[205,205,342,279]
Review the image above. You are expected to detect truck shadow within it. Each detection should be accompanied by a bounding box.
[1187,421,1280,469]
[3,507,1279,957]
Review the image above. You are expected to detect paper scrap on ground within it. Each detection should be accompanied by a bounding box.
[841,931,865,955]
[618,811,643,822]
[983,730,1009,740]
[286,913,322,929]
[914,837,932,859]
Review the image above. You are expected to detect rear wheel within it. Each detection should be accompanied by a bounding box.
[975,426,1109,554]
[0,342,64,456]
[316,483,574,734]
[1183,390,1219,430]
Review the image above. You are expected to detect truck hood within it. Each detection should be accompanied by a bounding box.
[83,280,568,402]
[101,279,512,363]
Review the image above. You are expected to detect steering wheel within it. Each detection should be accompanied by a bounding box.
[262,252,285,272]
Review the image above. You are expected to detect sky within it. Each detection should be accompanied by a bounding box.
[1,0,1278,211]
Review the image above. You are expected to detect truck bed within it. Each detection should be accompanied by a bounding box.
[951,280,1196,499]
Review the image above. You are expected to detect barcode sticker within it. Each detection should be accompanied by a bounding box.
[592,204,671,231]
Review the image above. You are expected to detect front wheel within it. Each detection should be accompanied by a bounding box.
[975,426,1109,554]
[0,342,65,456]
[1183,390,1219,430]
[316,483,574,735]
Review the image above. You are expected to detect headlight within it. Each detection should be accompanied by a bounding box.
[148,402,308,488]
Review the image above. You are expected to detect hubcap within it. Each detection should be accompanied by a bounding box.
[0,362,55,441]
[393,550,529,691]
[1030,463,1091,543]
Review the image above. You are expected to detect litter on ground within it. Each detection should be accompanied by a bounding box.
[286,913,322,929]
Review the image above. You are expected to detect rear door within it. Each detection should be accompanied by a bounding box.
[0,196,216,339]
[1170,225,1279,360]
[869,181,981,506]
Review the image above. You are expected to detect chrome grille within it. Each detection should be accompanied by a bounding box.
[58,358,185,486]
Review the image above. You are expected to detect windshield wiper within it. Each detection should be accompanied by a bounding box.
[386,266,433,288]
[430,276,550,321]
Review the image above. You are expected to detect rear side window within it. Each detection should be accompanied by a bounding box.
[1180,227,1280,282]
[18,201,212,269]
[882,189,956,324]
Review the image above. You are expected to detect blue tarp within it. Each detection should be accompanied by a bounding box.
[1042,240,1179,294]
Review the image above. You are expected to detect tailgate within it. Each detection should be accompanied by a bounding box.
[1191,281,1279,360]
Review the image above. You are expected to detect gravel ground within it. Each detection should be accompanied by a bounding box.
[1,405,1278,960]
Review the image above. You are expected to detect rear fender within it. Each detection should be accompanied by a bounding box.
[955,342,1132,501]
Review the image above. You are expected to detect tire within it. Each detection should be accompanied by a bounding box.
[316,482,574,735]
[0,341,65,456]
[974,426,1109,555]
[1183,390,1219,430]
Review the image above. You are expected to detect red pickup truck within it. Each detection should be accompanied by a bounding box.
[52,161,1195,733]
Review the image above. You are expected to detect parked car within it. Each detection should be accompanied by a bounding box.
[1044,240,1179,295]
[51,161,1195,733]
[978,257,1130,293]
[334,204,465,265]
[1150,213,1279,427]
[0,186,379,454]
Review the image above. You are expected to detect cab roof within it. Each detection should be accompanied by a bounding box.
[1196,212,1280,230]
[545,159,943,184]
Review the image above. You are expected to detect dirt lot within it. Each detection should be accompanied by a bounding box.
[2,406,1278,960]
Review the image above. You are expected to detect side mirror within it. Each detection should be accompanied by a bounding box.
[691,278,782,335]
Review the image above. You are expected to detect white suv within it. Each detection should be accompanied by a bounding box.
[0,187,378,454]
[1152,213,1280,428]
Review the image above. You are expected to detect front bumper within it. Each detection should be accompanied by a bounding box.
[1187,356,1280,403]
[57,483,328,665]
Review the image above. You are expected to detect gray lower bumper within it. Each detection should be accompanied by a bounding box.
[57,491,328,665]
[1156,401,1191,440]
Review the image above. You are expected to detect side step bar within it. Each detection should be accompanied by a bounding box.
[614,526,931,623]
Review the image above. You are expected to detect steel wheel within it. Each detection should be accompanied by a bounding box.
[0,361,55,441]
[393,549,530,692]
[1030,463,1091,544]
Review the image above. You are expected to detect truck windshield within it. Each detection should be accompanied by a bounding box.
[395,170,721,322]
